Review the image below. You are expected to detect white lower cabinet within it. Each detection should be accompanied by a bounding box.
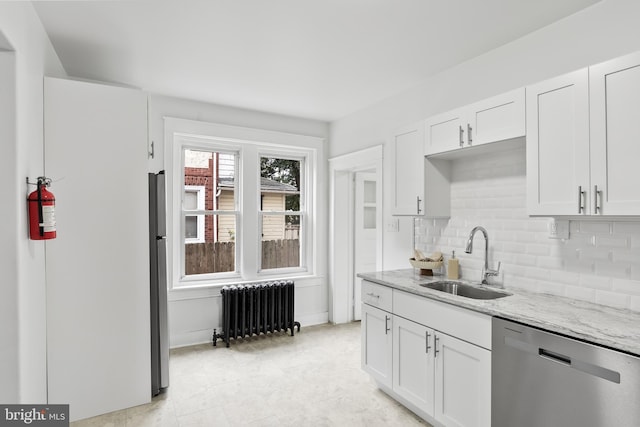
[434,332,491,427]
[392,316,435,414]
[361,304,393,389]
[362,283,491,427]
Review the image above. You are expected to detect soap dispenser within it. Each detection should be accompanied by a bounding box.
[447,250,459,279]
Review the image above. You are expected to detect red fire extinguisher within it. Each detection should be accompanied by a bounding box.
[27,177,56,240]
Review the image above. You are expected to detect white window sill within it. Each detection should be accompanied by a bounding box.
[168,273,324,302]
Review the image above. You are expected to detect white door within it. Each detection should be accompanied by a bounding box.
[590,51,640,215]
[393,316,435,416]
[353,172,377,321]
[526,68,590,216]
[361,304,393,389]
[434,333,491,427]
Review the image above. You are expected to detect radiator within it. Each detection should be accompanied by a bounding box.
[213,280,301,347]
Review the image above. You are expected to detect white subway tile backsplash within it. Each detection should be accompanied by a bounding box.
[614,222,640,234]
[416,146,640,312]
[580,221,612,234]
[536,256,564,270]
[524,244,551,257]
[612,278,640,296]
[594,262,631,279]
[596,236,630,249]
[579,273,612,290]
[577,247,611,262]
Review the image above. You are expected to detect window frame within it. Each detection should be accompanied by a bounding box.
[258,152,306,274]
[165,118,321,290]
[179,143,241,283]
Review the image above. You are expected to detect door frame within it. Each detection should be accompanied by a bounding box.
[328,145,383,324]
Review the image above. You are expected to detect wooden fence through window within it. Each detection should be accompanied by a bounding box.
[185,239,299,275]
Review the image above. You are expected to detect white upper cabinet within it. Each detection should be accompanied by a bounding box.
[390,122,425,215]
[526,69,590,216]
[424,88,525,156]
[424,108,467,155]
[390,122,451,217]
[590,51,640,215]
[527,51,640,216]
[469,88,525,146]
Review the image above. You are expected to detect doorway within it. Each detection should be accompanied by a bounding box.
[353,171,377,320]
[329,146,383,324]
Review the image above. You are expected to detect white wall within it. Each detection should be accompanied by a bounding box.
[329,0,640,282]
[148,94,330,347]
[0,2,65,403]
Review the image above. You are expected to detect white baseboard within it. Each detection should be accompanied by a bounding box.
[296,311,329,327]
[170,311,330,349]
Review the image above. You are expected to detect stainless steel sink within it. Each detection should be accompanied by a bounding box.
[419,281,510,300]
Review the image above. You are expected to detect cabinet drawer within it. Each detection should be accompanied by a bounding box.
[362,281,393,312]
[393,290,491,349]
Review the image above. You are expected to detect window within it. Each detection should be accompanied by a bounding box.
[260,156,303,270]
[182,148,238,277]
[166,119,322,289]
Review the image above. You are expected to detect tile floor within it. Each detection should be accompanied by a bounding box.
[70,322,430,426]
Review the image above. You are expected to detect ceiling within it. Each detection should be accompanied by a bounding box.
[32,0,600,122]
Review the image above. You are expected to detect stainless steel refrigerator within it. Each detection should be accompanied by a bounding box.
[149,171,169,396]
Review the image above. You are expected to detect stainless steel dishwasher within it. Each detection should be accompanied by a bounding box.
[492,317,640,427]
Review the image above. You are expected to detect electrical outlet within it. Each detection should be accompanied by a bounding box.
[386,218,399,232]
[548,219,569,240]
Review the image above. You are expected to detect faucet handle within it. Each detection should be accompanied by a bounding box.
[487,261,501,277]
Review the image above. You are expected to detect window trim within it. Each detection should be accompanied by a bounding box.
[165,118,323,290]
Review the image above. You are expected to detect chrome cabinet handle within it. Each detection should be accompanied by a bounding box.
[366,292,380,299]
[459,125,464,147]
[467,123,473,145]
[578,186,586,214]
[426,331,431,354]
[385,315,390,335]
[594,185,602,214]
[416,196,422,214]
[435,335,440,357]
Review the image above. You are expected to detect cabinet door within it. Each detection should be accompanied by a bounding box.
[468,88,525,146]
[392,316,435,416]
[590,51,640,215]
[526,69,590,216]
[434,333,491,427]
[424,108,466,155]
[390,122,424,215]
[361,304,393,388]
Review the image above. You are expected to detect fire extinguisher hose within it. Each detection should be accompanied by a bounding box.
[37,179,44,237]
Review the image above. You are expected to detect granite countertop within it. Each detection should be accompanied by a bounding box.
[358,269,640,357]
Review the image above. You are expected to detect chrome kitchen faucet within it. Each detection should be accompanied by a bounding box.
[465,226,501,285]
